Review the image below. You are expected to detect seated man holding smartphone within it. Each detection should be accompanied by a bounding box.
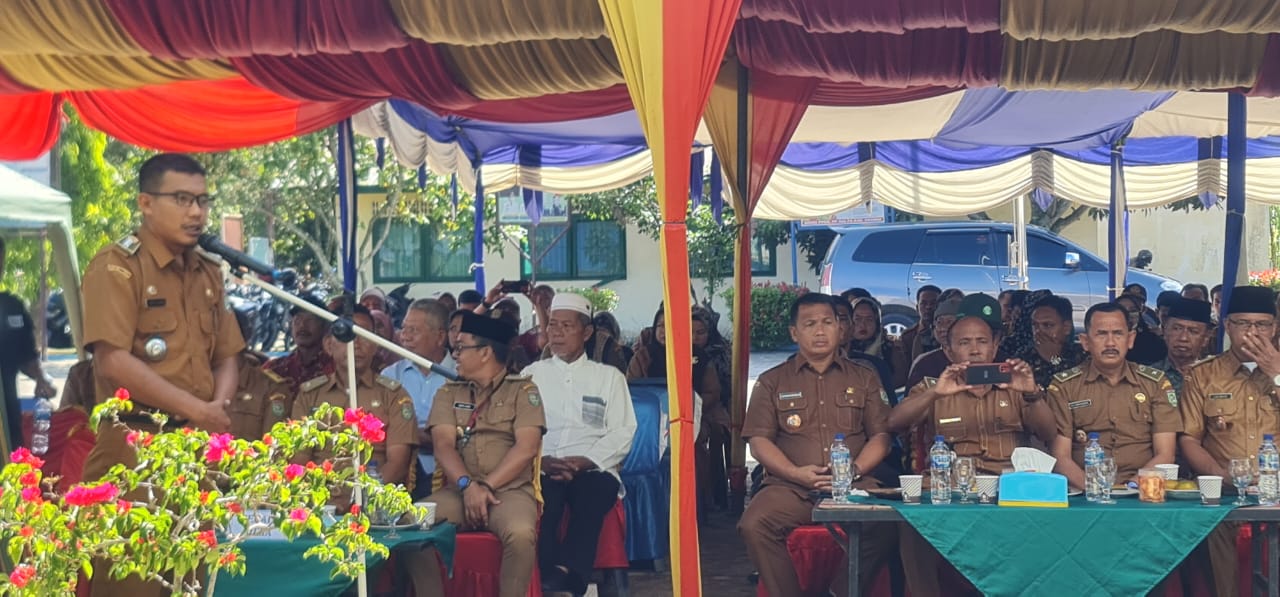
[888,293,1057,597]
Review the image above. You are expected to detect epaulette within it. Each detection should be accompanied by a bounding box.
[1190,354,1219,370]
[299,375,330,392]
[375,375,402,390]
[115,234,141,256]
[505,374,532,381]
[262,369,287,384]
[194,246,223,264]
[1053,367,1084,383]
[1134,364,1166,383]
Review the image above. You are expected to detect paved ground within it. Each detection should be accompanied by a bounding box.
[23,349,793,596]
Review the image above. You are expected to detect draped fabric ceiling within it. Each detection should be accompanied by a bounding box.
[11,4,1280,596]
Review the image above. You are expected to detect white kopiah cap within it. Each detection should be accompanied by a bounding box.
[550,293,593,317]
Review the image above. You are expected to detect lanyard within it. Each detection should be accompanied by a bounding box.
[458,382,499,448]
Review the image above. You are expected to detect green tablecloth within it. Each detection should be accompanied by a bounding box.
[892,497,1234,597]
[212,523,456,597]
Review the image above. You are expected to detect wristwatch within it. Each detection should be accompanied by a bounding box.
[457,475,471,491]
[851,463,862,482]
[1272,374,1280,387]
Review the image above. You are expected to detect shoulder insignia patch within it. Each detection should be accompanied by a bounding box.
[527,389,542,407]
[1054,367,1084,383]
[262,369,287,384]
[375,375,402,390]
[1190,355,1219,369]
[1134,365,1165,383]
[115,234,141,255]
[300,375,330,393]
[1166,388,1179,408]
[400,400,415,420]
[506,374,533,382]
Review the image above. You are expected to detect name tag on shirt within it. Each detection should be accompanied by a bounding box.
[146,298,166,308]
[778,392,802,401]
[453,402,476,411]
[6,315,22,329]
[1209,393,1233,401]
[938,417,962,425]
[1068,400,1092,410]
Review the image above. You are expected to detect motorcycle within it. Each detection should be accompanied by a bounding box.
[44,290,73,349]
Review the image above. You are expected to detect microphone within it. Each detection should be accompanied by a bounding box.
[197,233,277,279]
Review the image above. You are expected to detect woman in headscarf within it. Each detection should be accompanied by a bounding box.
[368,309,397,372]
[845,297,909,389]
[1000,289,1053,358]
[627,306,724,517]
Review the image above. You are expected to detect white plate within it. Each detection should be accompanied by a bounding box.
[1109,487,1140,497]
[1166,489,1201,500]
[1067,490,1083,497]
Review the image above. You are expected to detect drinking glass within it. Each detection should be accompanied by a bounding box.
[954,457,976,504]
[1097,458,1118,504]
[1231,458,1254,506]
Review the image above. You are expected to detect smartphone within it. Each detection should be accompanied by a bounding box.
[499,279,531,294]
[965,363,1012,386]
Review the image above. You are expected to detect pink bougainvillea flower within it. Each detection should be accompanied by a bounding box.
[322,460,334,474]
[64,483,119,507]
[196,530,217,548]
[284,463,305,483]
[344,408,362,425]
[20,487,41,503]
[9,564,34,588]
[19,526,33,538]
[116,500,132,514]
[305,461,317,470]
[262,434,274,446]
[218,552,236,566]
[9,447,43,469]
[289,508,308,523]
[227,502,242,514]
[204,433,235,463]
[18,471,38,487]
[114,388,130,401]
[349,520,367,534]
[352,412,386,443]
[199,491,212,505]
[349,504,360,516]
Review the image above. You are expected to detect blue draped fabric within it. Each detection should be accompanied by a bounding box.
[621,380,671,562]
[690,150,705,208]
[709,153,723,219]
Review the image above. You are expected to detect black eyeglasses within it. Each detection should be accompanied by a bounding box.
[451,344,486,354]
[146,191,215,209]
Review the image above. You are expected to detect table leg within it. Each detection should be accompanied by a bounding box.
[1268,522,1278,597]
[821,521,861,597]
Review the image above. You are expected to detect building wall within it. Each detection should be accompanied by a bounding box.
[355,193,820,338]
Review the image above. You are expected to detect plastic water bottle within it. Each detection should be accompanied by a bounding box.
[830,433,852,499]
[1258,435,1280,506]
[929,435,952,505]
[31,398,52,455]
[1083,433,1104,502]
[366,460,382,484]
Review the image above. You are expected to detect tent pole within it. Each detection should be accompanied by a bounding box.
[1220,93,1248,348]
[1013,196,1028,290]
[472,170,486,293]
[1107,139,1128,300]
[728,60,751,515]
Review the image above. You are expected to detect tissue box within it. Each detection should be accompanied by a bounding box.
[998,472,1068,508]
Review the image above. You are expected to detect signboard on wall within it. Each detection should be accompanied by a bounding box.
[797,201,887,229]
[496,188,570,225]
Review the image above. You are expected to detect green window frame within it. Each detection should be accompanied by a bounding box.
[520,218,627,281]
[371,218,473,283]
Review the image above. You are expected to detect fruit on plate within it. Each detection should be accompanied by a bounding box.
[1164,479,1179,490]
[1176,480,1197,490]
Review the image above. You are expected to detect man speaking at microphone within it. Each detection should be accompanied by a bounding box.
[80,153,244,597]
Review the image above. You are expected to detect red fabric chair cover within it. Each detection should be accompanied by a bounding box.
[754,525,893,597]
[23,409,97,492]
[444,532,543,597]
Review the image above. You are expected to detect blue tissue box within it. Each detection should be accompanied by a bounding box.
[998,472,1068,508]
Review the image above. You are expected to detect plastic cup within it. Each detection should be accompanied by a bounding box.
[414,501,437,528]
[1198,476,1223,506]
[900,475,923,505]
[1155,464,1179,480]
[975,475,999,504]
[1138,468,1166,503]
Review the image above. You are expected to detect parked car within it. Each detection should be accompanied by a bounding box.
[819,221,1182,334]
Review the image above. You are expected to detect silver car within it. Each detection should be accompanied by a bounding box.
[819,221,1182,334]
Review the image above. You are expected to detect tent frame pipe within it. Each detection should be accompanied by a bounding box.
[728,59,751,515]
[1107,139,1128,300]
[1221,93,1248,348]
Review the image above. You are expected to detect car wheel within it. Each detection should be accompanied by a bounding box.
[881,310,918,338]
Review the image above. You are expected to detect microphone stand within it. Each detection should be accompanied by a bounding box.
[221,261,457,597]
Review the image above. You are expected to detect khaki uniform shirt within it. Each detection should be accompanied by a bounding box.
[906,379,1034,475]
[229,353,293,440]
[1180,352,1280,464]
[1046,361,1182,481]
[80,228,244,412]
[292,371,418,475]
[426,374,546,495]
[742,355,891,491]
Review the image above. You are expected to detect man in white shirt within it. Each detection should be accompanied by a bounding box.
[522,293,636,595]
[381,299,455,499]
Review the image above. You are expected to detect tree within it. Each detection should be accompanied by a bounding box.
[566,177,791,303]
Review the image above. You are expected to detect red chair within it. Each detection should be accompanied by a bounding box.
[23,408,96,493]
[442,501,628,597]
[754,525,894,597]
